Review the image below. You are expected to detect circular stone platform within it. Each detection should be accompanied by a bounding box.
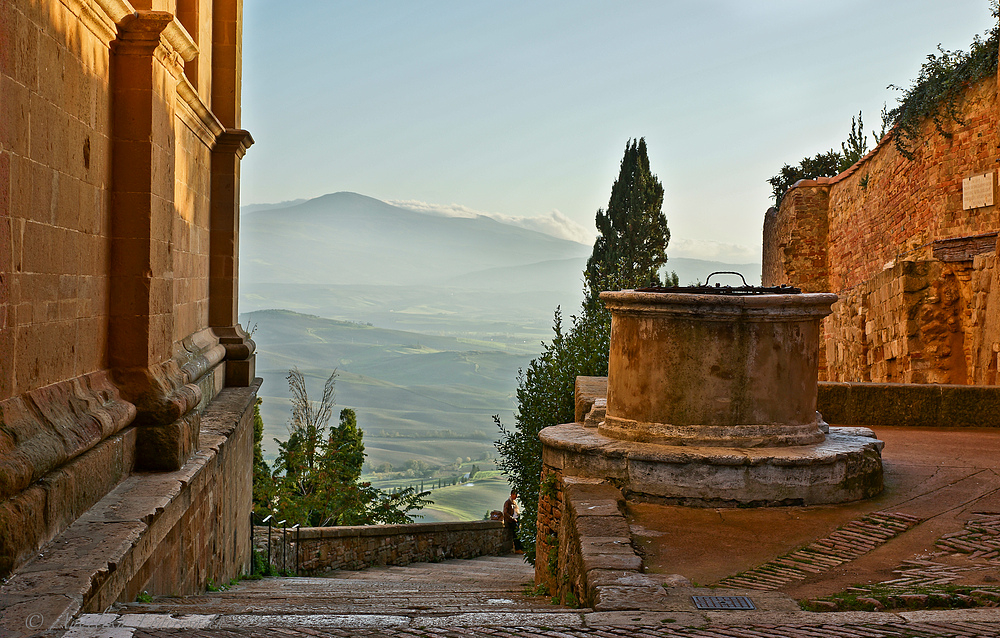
[540,423,885,506]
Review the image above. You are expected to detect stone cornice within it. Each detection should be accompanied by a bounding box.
[94,0,133,24]
[60,0,132,44]
[177,75,225,147]
[162,19,198,62]
[213,129,255,159]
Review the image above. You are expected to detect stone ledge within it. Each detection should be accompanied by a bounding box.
[0,381,260,634]
[543,423,884,506]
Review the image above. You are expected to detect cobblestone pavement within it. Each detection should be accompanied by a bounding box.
[716,511,922,591]
[59,612,1000,637]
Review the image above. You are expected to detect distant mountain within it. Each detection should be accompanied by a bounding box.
[240,192,591,287]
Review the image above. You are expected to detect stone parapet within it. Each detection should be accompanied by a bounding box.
[0,380,259,634]
[253,520,511,575]
[818,381,1000,427]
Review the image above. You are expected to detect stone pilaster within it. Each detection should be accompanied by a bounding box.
[210,129,254,386]
[109,11,200,471]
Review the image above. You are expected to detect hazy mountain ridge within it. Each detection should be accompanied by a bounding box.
[241,192,592,286]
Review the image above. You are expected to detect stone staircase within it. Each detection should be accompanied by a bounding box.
[68,555,584,634]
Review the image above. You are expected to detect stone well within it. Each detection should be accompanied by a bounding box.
[540,288,885,506]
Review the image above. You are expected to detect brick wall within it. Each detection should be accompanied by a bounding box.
[763,72,1000,385]
[254,520,511,575]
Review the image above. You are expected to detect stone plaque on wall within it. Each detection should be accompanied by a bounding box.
[963,172,994,210]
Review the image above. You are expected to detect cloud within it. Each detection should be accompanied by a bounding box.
[668,238,760,263]
[389,199,594,245]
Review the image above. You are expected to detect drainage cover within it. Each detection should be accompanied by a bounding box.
[691,595,756,610]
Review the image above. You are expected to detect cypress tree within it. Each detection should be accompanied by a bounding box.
[584,138,671,306]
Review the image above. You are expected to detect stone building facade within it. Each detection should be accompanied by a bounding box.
[0,0,257,607]
[763,61,1000,386]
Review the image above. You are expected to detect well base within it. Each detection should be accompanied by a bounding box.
[540,423,884,506]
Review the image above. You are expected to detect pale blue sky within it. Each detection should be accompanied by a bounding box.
[241,1,996,263]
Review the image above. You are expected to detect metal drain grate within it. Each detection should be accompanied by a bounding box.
[692,595,755,610]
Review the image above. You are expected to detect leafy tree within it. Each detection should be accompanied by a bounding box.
[268,368,430,526]
[496,138,674,563]
[767,150,842,208]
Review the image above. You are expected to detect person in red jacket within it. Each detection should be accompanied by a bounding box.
[503,490,522,553]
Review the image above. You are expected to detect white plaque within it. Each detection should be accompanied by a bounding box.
[963,172,994,210]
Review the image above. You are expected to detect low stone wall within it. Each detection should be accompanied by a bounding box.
[819,382,1000,427]
[254,520,511,575]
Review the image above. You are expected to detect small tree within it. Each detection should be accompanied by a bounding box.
[251,398,276,519]
[839,111,869,172]
[269,368,431,526]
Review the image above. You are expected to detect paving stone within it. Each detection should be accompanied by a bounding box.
[64,628,136,637]
[416,612,584,628]
[118,614,217,628]
[581,610,706,626]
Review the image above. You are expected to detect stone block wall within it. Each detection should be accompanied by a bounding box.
[824,260,973,384]
[534,465,564,590]
[0,0,116,397]
[536,474,668,611]
[253,520,511,575]
[0,0,257,610]
[763,71,1000,385]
